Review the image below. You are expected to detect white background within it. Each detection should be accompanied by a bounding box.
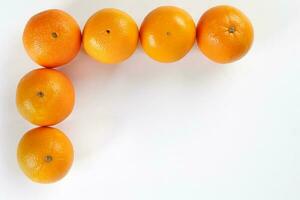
[0,0,300,199]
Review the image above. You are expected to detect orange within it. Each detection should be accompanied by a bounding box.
[23,9,81,68]
[140,6,195,63]
[16,68,75,126]
[17,127,74,183]
[83,8,138,64]
[196,5,254,64]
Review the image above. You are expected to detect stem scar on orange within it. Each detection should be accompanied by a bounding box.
[196,5,254,64]
[83,8,139,64]
[17,127,74,183]
[140,6,196,63]
[23,9,81,68]
[16,68,75,126]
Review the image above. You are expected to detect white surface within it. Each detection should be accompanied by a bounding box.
[0,0,300,199]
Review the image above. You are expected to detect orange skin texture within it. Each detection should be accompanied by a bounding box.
[17,127,74,184]
[23,9,81,68]
[140,6,196,63]
[83,8,139,64]
[16,69,75,126]
[196,5,254,64]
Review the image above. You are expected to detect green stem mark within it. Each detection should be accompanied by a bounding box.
[44,155,53,163]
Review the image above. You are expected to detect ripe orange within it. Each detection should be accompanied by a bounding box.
[83,8,139,64]
[17,127,74,183]
[196,5,254,64]
[16,68,75,126]
[23,9,81,68]
[140,6,195,63]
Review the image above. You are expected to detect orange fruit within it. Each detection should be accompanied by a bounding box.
[23,9,81,68]
[83,8,138,64]
[140,6,195,63]
[196,5,254,64]
[17,127,74,183]
[16,68,75,126]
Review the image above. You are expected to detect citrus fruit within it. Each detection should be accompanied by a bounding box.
[17,127,74,183]
[16,68,75,126]
[196,5,254,64]
[83,8,139,64]
[23,9,81,68]
[140,6,196,63]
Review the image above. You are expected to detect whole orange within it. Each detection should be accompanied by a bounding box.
[83,8,138,64]
[17,127,74,183]
[16,68,75,126]
[196,5,254,64]
[23,9,81,68]
[140,6,195,63]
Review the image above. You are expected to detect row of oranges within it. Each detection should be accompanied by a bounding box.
[16,5,254,184]
[16,69,75,183]
[24,5,254,67]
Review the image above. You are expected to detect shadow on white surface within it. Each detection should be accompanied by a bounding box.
[53,0,228,165]
[57,44,224,164]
